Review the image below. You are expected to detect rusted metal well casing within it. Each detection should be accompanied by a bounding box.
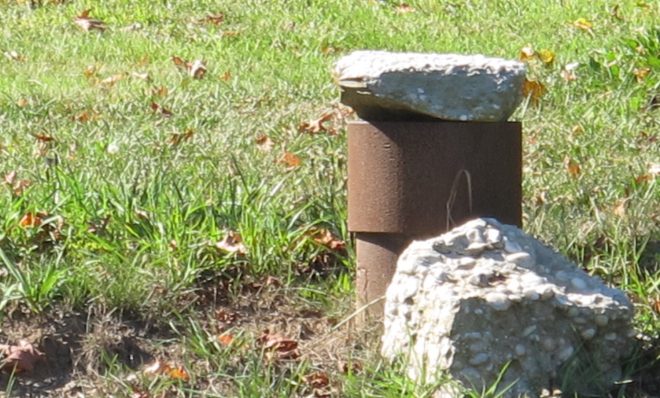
[348,120,522,319]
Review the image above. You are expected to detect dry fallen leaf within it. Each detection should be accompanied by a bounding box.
[131,71,150,81]
[19,212,44,228]
[310,228,346,251]
[16,98,29,108]
[612,199,628,218]
[395,3,415,13]
[633,67,651,83]
[258,330,300,361]
[215,230,247,255]
[83,64,99,79]
[4,171,32,196]
[299,111,335,135]
[143,360,189,381]
[650,297,660,315]
[220,70,232,81]
[3,50,23,62]
[100,74,123,87]
[255,134,274,152]
[0,341,45,373]
[573,18,593,32]
[519,46,535,62]
[537,49,555,65]
[34,133,55,143]
[218,334,234,346]
[74,9,107,32]
[151,86,169,97]
[279,151,301,169]
[522,79,546,105]
[168,129,194,146]
[561,62,579,82]
[215,308,239,323]
[564,157,581,178]
[172,56,207,79]
[304,371,330,389]
[150,102,173,118]
[201,13,225,25]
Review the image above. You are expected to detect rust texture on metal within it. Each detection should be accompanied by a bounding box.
[347,120,522,238]
[355,232,411,318]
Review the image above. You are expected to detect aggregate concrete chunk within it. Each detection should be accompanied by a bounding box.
[382,218,635,397]
[334,51,526,121]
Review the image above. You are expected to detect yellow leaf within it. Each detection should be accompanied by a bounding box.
[633,67,650,83]
[573,18,593,31]
[538,49,555,65]
[522,79,546,105]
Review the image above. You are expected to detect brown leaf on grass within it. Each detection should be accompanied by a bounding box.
[172,56,207,79]
[299,111,335,135]
[522,79,546,105]
[19,212,45,229]
[612,199,628,218]
[215,230,247,255]
[168,129,194,146]
[151,86,169,97]
[650,297,660,314]
[74,9,107,32]
[339,360,363,374]
[72,110,100,123]
[143,360,189,381]
[3,172,31,196]
[573,18,593,32]
[255,134,274,152]
[309,228,346,251]
[215,308,239,323]
[100,74,123,87]
[395,3,415,13]
[0,341,45,373]
[564,157,581,177]
[258,330,300,361]
[633,67,651,83]
[16,98,29,108]
[150,102,173,118]
[34,133,55,143]
[218,334,234,346]
[279,151,301,169]
[304,371,330,389]
[200,13,225,25]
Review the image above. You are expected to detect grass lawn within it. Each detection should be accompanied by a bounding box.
[0,0,658,396]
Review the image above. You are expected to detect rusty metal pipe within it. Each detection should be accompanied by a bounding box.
[348,120,522,321]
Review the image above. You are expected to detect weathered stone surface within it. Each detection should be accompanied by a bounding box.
[334,51,526,121]
[382,218,635,397]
